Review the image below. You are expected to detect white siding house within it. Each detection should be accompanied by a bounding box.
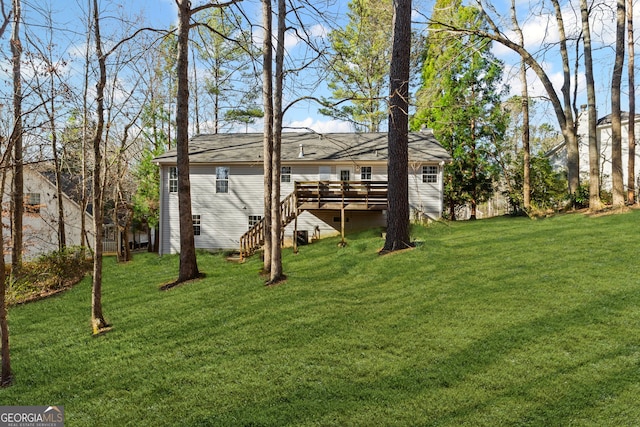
[549,109,640,192]
[154,131,451,256]
[2,166,96,262]
[576,110,640,191]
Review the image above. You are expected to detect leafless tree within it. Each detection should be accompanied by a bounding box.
[10,0,23,273]
[610,0,626,206]
[510,0,530,211]
[580,0,603,210]
[24,6,71,250]
[89,0,156,332]
[626,0,635,204]
[267,0,287,284]
[90,0,109,334]
[173,0,240,285]
[549,0,580,198]
[261,0,273,275]
[0,0,15,389]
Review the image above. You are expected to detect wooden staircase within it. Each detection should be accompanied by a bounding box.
[238,181,388,260]
[239,191,298,260]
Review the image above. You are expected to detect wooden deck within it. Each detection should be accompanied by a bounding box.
[239,181,388,259]
[295,181,388,211]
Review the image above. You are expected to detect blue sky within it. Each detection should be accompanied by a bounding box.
[14,0,639,136]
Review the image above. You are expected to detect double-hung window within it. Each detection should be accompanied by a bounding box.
[281,166,291,183]
[422,165,438,183]
[216,166,229,193]
[248,215,262,229]
[25,193,41,213]
[360,166,372,181]
[169,167,178,193]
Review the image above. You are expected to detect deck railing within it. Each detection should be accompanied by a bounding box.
[239,181,388,259]
[295,181,388,209]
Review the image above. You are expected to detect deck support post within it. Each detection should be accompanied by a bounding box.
[293,205,298,254]
[340,207,346,246]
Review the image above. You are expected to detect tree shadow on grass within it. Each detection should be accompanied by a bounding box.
[186,288,639,426]
[159,273,206,291]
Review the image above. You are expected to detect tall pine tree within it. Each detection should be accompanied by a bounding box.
[320,0,392,132]
[412,1,508,219]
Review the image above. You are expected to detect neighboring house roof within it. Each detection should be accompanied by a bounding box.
[154,131,452,165]
[544,111,634,159]
[40,170,86,205]
[596,111,630,126]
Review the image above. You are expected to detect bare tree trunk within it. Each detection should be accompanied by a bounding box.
[11,0,22,273]
[262,0,273,274]
[0,7,14,373]
[581,0,603,211]
[470,124,477,220]
[269,0,286,284]
[81,1,91,249]
[175,0,200,283]
[49,72,66,250]
[91,0,109,334]
[611,0,626,206]
[627,0,635,204]
[52,135,66,250]
[510,0,530,211]
[0,165,12,387]
[550,0,580,197]
[383,0,411,252]
[192,45,200,135]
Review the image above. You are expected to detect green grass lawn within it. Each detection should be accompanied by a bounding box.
[2,211,640,426]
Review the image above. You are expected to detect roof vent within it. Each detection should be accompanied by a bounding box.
[298,144,305,158]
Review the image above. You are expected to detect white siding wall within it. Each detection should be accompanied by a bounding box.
[159,161,445,254]
[576,112,640,191]
[408,163,445,221]
[2,168,96,262]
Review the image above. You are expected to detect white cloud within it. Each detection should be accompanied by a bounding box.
[285,117,354,133]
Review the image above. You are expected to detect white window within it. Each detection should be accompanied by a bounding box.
[340,170,350,181]
[25,193,41,213]
[169,167,178,193]
[248,215,262,228]
[422,165,438,183]
[192,215,201,236]
[216,166,229,193]
[281,166,291,183]
[360,166,372,180]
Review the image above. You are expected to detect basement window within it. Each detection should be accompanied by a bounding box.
[422,165,438,183]
[192,215,201,236]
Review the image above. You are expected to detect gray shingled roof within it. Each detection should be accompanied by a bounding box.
[153,131,451,164]
[596,111,630,126]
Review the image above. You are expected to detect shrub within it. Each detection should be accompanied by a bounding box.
[7,246,92,305]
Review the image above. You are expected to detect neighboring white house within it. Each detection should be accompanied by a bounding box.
[2,166,96,262]
[549,109,640,192]
[154,131,451,256]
